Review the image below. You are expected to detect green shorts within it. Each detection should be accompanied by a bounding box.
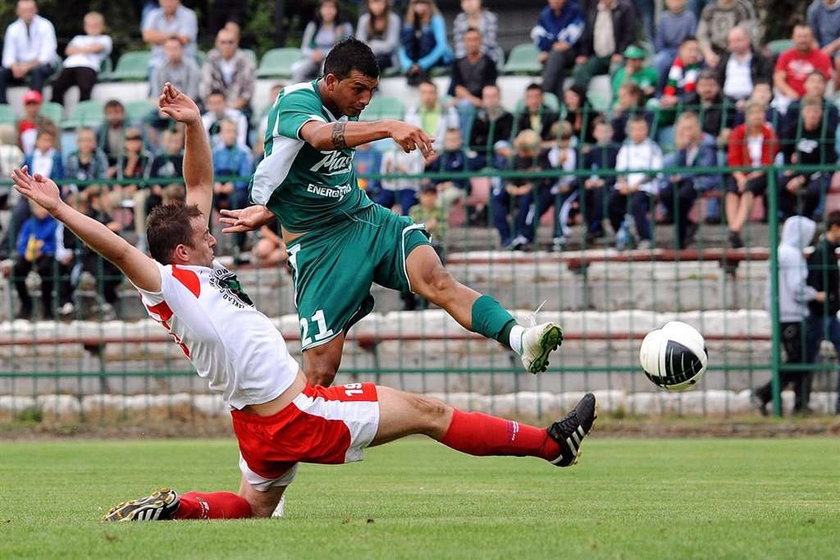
[286,204,431,350]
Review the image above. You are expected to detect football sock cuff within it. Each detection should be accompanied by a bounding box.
[471,295,517,349]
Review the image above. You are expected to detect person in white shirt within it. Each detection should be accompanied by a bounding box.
[10,82,596,523]
[608,115,662,250]
[201,89,249,150]
[0,0,58,104]
[141,0,198,70]
[50,12,113,105]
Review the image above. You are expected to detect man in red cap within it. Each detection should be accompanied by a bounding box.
[17,89,54,155]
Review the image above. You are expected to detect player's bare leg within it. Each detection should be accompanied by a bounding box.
[302,333,346,386]
[371,385,596,467]
[405,245,564,373]
[238,475,287,519]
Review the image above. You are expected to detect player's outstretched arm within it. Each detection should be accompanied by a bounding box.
[300,119,435,156]
[157,82,213,220]
[10,167,161,292]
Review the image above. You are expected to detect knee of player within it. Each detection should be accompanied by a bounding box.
[411,395,452,429]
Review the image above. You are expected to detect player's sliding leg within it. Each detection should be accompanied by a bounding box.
[372,386,597,467]
[102,488,254,521]
[405,245,563,374]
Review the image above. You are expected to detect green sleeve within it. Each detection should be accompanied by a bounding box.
[274,89,327,140]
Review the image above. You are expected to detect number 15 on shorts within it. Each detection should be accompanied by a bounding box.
[300,309,334,348]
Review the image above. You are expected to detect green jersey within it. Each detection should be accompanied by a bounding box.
[250,80,373,233]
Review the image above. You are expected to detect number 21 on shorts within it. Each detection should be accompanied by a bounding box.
[300,309,334,347]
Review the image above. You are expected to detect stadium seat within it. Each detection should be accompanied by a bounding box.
[361,95,405,121]
[62,100,104,129]
[766,39,793,56]
[40,102,64,126]
[502,43,541,76]
[0,104,16,126]
[110,51,151,81]
[124,100,155,124]
[97,56,114,81]
[257,48,302,79]
[241,48,258,68]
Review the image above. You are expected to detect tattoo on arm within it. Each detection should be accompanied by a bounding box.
[331,121,347,150]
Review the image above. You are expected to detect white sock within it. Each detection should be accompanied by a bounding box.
[509,325,526,355]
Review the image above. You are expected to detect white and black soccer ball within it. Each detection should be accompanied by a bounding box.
[639,321,708,391]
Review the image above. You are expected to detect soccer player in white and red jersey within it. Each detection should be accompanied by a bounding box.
[10,83,596,522]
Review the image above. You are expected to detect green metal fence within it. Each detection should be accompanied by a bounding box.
[0,162,838,424]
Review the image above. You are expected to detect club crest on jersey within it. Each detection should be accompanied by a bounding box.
[210,268,254,308]
[310,151,352,175]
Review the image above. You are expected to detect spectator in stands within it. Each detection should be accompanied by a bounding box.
[404,183,447,310]
[571,0,636,91]
[610,83,652,144]
[142,0,198,70]
[113,127,151,235]
[685,70,735,147]
[99,100,128,172]
[134,127,184,251]
[202,89,248,150]
[725,102,778,248]
[0,125,24,255]
[807,0,840,90]
[213,119,252,253]
[468,84,514,170]
[578,118,619,243]
[200,26,256,115]
[353,141,381,195]
[492,129,551,250]
[782,71,839,138]
[378,145,424,215]
[64,127,109,197]
[654,0,697,94]
[16,89,55,156]
[24,128,62,182]
[12,200,58,319]
[544,121,578,250]
[399,0,453,86]
[744,81,782,129]
[406,80,459,153]
[293,0,354,83]
[773,24,833,114]
[427,127,469,214]
[779,96,837,221]
[0,0,58,104]
[805,209,840,415]
[753,216,823,416]
[563,83,598,145]
[661,36,703,109]
[609,115,662,250]
[356,0,401,71]
[610,45,657,105]
[50,12,112,106]
[515,83,559,146]
[532,0,585,100]
[453,0,500,62]
[151,37,201,100]
[660,112,720,249]
[715,26,771,109]
[696,0,755,68]
[448,28,497,130]
[253,221,287,268]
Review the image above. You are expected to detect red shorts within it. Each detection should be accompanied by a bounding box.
[231,382,380,491]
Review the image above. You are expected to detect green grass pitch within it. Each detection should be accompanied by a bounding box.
[1,437,838,559]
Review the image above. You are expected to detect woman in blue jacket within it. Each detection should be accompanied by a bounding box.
[399,0,452,85]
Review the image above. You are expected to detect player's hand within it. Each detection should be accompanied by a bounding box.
[10,166,63,214]
[388,121,435,158]
[220,205,275,233]
[158,82,201,125]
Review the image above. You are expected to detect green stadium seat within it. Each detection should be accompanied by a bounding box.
[0,104,16,126]
[241,48,258,68]
[110,51,151,81]
[766,39,793,56]
[587,90,610,113]
[257,48,302,79]
[361,95,405,121]
[40,102,64,126]
[97,56,114,81]
[502,43,541,76]
[62,100,104,129]
[124,100,155,124]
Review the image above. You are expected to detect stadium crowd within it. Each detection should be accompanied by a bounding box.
[0,0,839,322]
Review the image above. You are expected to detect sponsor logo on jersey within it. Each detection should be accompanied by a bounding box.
[209,268,254,308]
[306,183,353,198]
[310,151,353,175]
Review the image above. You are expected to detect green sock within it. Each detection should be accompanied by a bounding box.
[471,295,517,349]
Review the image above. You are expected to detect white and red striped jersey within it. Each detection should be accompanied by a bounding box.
[136,260,299,409]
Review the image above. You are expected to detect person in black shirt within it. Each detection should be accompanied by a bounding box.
[468,84,513,169]
[806,210,840,415]
[577,119,619,242]
[778,96,837,221]
[448,28,497,132]
[514,83,559,146]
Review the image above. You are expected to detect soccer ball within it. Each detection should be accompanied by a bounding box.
[639,321,708,391]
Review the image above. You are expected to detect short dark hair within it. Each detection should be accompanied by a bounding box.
[419,79,437,90]
[323,37,380,80]
[697,69,718,82]
[147,203,205,264]
[680,35,698,45]
[208,89,226,99]
[104,99,124,111]
[526,83,543,94]
[826,210,840,230]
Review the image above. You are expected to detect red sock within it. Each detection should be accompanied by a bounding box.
[440,409,560,461]
[172,492,252,520]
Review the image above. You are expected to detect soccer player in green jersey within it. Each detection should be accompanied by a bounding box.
[221,39,563,387]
